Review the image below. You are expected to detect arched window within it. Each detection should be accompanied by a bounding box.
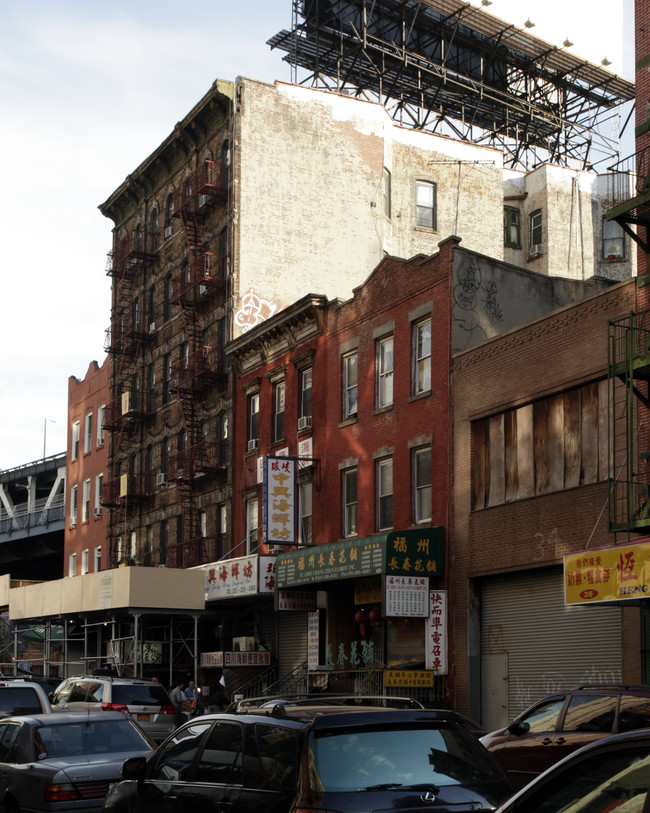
[164,193,174,238]
[149,208,159,252]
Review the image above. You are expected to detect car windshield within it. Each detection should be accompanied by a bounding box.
[0,688,43,715]
[511,744,650,812]
[308,723,504,792]
[35,719,149,758]
[112,685,170,706]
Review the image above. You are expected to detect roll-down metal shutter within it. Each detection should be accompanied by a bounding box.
[278,611,309,681]
[480,567,622,730]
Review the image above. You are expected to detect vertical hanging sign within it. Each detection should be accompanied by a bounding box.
[426,590,448,674]
[263,456,297,546]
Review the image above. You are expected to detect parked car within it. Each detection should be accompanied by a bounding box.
[0,680,52,717]
[0,711,154,813]
[481,683,650,791]
[51,676,176,743]
[495,727,650,812]
[103,705,511,813]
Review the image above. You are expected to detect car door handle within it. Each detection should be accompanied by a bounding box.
[541,737,554,745]
[555,737,566,744]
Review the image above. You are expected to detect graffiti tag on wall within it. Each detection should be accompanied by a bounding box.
[234,288,278,333]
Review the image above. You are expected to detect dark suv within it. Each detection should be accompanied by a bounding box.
[481,683,650,791]
[103,702,510,813]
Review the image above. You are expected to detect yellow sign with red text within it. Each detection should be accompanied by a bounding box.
[385,670,434,688]
[564,540,650,605]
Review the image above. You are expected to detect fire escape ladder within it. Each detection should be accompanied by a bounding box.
[172,479,204,567]
[179,210,204,259]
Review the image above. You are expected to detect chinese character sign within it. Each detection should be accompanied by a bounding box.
[426,590,448,674]
[564,540,650,604]
[383,575,429,617]
[205,555,260,600]
[263,456,297,546]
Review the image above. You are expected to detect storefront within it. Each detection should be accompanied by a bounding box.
[275,527,447,703]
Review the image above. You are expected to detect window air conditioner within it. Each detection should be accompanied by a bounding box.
[530,244,542,256]
[93,507,102,518]
[298,415,312,431]
[232,636,255,652]
[149,321,156,332]
[247,439,258,452]
[156,473,167,486]
[198,193,210,208]
[164,226,173,239]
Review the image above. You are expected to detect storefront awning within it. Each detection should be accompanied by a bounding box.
[276,527,444,589]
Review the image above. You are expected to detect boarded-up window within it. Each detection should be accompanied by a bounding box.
[472,382,606,509]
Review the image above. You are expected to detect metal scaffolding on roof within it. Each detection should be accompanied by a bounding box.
[268,0,635,171]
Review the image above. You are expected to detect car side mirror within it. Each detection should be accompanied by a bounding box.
[507,720,530,736]
[122,756,147,781]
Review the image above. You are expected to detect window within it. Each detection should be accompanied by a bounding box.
[246,497,258,554]
[163,273,173,322]
[299,482,312,545]
[603,217,625,259]
[413,319,431,394]
[162,353,172,404]
[83,413,92,454]
[150,721,213,781]
[94,474,103,516]
[71,421,80,460]
[413,448,432,523]
[343,352,358,419]
[160,519,168,566]
[217,412,228,466]
[416,180,436,229]
[144,526,154,567]
[342,468,357,537]
[164,193,174,237]
[129,530,137,562]
[504,206,521,248]
[147,363,156,412]
[148,284,156,329]
[94,546,102,572]
[300,368,312,420]
[70,484,78,526]
[149,208,159,252]
[97,405,105,447]
[383,168,391,218]
[217,503,227,557]
[273,381,285,442]
[217,228,228,280]
[376,336,394,408]
[82,479,90,523]
[529,209,543,255]
[81,549,89,576]
[377,458,393,531]
[68,553,76,577]
[248,393,259,447]
[161,437,170,481]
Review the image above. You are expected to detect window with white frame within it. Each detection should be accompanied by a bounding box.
[97,405,105,447]
[248,393,259,447]
[413,447,432,524]
[94,545,102,573]
[342,468,358,538]
[416,180,436,229]
[95,474,103,516]
[299,482,312,545]
[603,217,625,259]
[273,381,285,442]
[84,413,93,454]
[376,336,394,408]
[145,526,154,566]
[376,457,394,531]
[115,536,123,565]
[69,552,76,577]
[343,352,358,419]
[70,484,78,526]
[246,497,259,554]
[81,548,89,576]
[300,368,312,421]
[82,479,90,523]
[529,209,543,255]
[129,530,137,561]
[414,318,431,395]
[71,421,80,460]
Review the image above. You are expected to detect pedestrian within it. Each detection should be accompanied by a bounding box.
[171,680,185,727]
[184,680,203,717]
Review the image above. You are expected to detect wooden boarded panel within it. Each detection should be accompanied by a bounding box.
[473,420,487,510]
[505,410,518,502]
[488,414,505,506]
[564,388,581,489]
[581,382,599,484]
[547,395,565,492]
[534,400,549,495]
[517,404,534,499]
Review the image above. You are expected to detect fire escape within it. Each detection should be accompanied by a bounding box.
[169,160,228,568]
[102,228,157,563]
[608,314,650,535]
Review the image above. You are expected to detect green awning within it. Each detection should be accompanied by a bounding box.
[276,527,444,588]
[21,625,65,643]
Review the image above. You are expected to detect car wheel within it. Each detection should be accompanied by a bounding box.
[5,796,20,813]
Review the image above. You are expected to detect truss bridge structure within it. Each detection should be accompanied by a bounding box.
[268,0,635,170]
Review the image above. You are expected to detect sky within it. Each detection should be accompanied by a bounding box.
[0,0,634,471]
